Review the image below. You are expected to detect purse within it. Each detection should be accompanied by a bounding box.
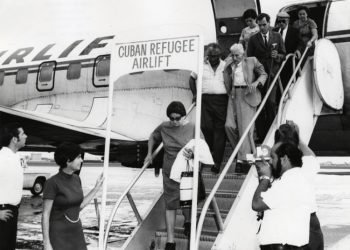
[179,161,206,207]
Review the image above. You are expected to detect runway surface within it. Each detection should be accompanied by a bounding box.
[16,161,350,249]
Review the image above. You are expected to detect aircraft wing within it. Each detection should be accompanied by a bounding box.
[0,105,135,153]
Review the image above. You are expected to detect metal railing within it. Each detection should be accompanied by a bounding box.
[194,52,304,249]
[277,47,310,126]
[103,102,196,250]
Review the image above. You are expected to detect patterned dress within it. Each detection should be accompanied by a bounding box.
[43,170,87,250]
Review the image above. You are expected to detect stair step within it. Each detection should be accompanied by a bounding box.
[201,162,237,174]
[175,209,228,231]
[198,191,237,211]
[155,228,216,250]
[202,173,245,191]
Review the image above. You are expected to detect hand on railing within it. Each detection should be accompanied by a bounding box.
[144,153,153,165]
[192,95,197,104]
[294,50,301,60]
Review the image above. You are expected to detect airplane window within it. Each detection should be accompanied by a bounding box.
[97,57,110,77]
[16,68,28,84]
[39,63,54,82]
[0,71,4,86]
[67,62,81,80]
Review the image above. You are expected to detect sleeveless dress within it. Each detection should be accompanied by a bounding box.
[43,170,87,250]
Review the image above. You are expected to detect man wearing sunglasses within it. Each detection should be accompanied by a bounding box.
[273,11,302,103]
[273,12,301,57]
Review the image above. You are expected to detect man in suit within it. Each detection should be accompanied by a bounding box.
[247,13,286,143]
[224,44,267,173]
[273,11,302,102]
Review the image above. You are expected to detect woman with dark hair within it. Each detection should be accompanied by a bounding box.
[292,6,318,54]
[144,101,195,250]
[274,122,324,250]
[274,123,300,145]
[239,9,259,53]
[42,142,103,250]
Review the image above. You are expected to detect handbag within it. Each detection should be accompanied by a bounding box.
[179,161,206,207]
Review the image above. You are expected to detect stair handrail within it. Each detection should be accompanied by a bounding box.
[277,47,310,126]
[194,53,296,249]
[103,102,196,250]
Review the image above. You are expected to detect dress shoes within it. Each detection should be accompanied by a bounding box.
[235,161,251,174]
[210,165,220,174]
[165,242,176,250]
[183,222,191,237]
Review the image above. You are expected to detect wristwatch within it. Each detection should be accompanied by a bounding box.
[259,175,271,182]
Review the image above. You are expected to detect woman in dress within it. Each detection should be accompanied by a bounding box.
[292,6,318,54]
[42,142,103,250]
[239,9,259,53]
[144,101,195,250]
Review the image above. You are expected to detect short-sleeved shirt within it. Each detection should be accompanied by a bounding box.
[43,170,84,221]
[0,147,23,206]
[151,121,195,175]
[191,60,227,94]
[258,165,315,246]
[293,18,317,47]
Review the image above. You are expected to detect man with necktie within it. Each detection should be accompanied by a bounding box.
[273,11,302,102]
[247,13,286,143]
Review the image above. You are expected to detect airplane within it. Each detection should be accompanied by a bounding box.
[0,0,216,167]
[0,0,349,249]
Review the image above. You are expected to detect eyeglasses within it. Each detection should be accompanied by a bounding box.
[277,20,287,23]
[169,116,182,121]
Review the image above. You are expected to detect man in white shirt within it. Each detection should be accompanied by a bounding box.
[0,123,27,250]
[252,142,314,249]
[189,43,228,174]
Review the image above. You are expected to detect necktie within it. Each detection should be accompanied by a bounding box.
[280,28,284,36]
[263,35,268,47]
[280,28,285,42]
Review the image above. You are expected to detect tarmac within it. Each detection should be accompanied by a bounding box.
[16,160,350,249]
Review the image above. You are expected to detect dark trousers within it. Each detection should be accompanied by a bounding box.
[308,213,324,250]
[256,83,277,142]
[0,205,19,250]
[261,244,308,250]
[201,94,228,167]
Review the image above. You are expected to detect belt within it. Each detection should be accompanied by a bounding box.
[234,85,247,88]
[0,204,19,209]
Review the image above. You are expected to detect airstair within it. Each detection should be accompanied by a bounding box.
[103,39,342,250]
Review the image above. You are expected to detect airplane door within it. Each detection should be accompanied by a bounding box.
[325,0,350,113]
[37,61,56,91]
[93,55,110,87]
[213,0,257,56]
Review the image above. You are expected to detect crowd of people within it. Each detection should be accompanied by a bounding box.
[191,7,318,174]
[0,6,321,250]
[153,6,321,250]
